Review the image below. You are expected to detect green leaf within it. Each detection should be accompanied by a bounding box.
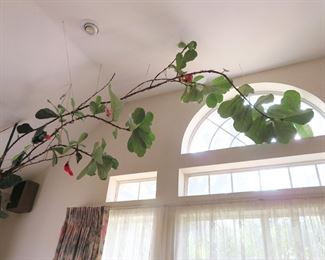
[188,41,197,50]
[127,110,155,157]
[181,85,203,103]
[177,41,186,48]
[76,151,82,164]
[132,108,146,124]
[77,132,88,144]
[193,75,204,82]
[71,98,76,109]
[233,106,253,132]
[210,76,232,94]
[11,151,26,167]
[52,147,64,154]
[183,49,197,63]
[273,120,297,143]
[112,128,118,139]
[109,86,123,122]
[77,159,97,180]
[0,210,8,219]
[74,111,85,119]
[294,123,313,138]
[284,109,314,125]
[218,95,243,118]
[254,94,274,111]
[57,105,66,115]
[96,155,115,180]
[175,53,185,72]
[245,116,268,144]
[238,84,254,96]
[281,90,301,111]
[35,108,58,119]
[0,174,22,189]
[89,101,98,114]
[206,93,223,108]
[32,128,46,144]
[17,123,33,134]
[52,151,58,167]
[96,95,102,104]
[92,142,104,165]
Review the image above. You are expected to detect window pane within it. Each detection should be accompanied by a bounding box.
[187,175,209,196]
[210,174,232,194]
[117,182,139,201]
[209,128,234,150]
[139,181,156,200]
[316,164,325,186]
[260,168,291,190]
[290,165,320,188]
[190,120,218,153]
[233,171,260,192]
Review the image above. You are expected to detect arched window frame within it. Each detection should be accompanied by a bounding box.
[182,82,325,154]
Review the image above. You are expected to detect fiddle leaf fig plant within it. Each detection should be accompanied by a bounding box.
[0,41,314,218]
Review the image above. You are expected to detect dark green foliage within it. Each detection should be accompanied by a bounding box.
[127,108,155,157]
[17,123,33,134]
[35,108,58,119]
[11,151,26,168]
[32,128,46,144]
[89,96,105,115]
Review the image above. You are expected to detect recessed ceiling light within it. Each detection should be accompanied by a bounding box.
[81,20,99,36]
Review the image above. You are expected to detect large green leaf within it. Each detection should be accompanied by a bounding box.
[294,123,314,138]
[77,159,97,180]
[183,49,197,63]
[175,53,185,72]
[0,174,22,189]
[206,93,223,108]
[254,94,274,111]
[181,85,203,103]
[245,116,268,144]
[218,95,243,118]
[203,76,231,95]
[132,108,146,124]
[284,109,314,125]
[238,84,254,96]
[35,108,58,119]
[273,120,297,143]
[127,110,155,157]
[32,128,46,144]
[233,106,253,132]
[17,123,33,134]
[109,86,123,122]
[281,90,301,111]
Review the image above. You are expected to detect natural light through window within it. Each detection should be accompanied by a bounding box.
[185,90,325,153]
[184,162,324,196]
[106,171,157,202]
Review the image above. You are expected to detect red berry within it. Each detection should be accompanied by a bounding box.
[182,74,193,83]
[64,161,73,176]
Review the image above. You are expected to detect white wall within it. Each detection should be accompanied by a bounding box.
[0,58,324,260]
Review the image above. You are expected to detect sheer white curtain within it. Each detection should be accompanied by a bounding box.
[102,208,165,260]
[173,198,325,260]
[101,198,325,260]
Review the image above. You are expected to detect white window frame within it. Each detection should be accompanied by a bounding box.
[106,171,157,202]
[180,154,325,197]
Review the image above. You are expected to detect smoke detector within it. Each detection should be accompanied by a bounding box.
[81,20,99,36]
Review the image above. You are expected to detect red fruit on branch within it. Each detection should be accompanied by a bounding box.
[44,134,52,141]
[181,74,193,83]
[64,161,73,176]
[105,106,112,117]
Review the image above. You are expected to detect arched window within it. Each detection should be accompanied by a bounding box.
[182,83,325,154]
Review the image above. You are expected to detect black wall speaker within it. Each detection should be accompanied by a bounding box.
[7,180,39,213]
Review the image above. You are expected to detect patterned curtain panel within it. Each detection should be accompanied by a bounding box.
[54,206,109,260]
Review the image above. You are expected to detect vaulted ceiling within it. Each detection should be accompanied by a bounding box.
[0,0,324,175]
